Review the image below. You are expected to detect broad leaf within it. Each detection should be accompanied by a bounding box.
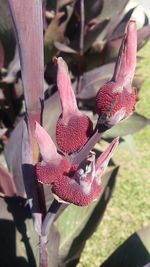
[77,63,115,99]
[47,224,60,267]
[0,40,4,68]
[58,1,76,35]
[43,92,61,141]
[101,225,150,267]
[0,197,38,267]
[103,37,122,62]
[44,14,64,62]
[7,2,46,235]
[4,92,61,198]
[0,0,15,66]
[8,0,44,113]
[2,46,20,83]
[84,19,109,52]
[0,164,16,197]
[103,113,150,139]
[54,41,77,54]
[137,25,150,49]
[57,167,119,266]
[75,0,103,24]
[94,0,129,42]
[0,196,60,267]
[84,0,103,23]
[109,7,136,40]
[4,120,25,197]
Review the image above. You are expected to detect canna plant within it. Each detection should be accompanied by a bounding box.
[0,0,150,267]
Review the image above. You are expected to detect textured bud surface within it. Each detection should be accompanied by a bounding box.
[56,113,93,153]
[52,175,102,206]
[96,82,137,122]
[36,158,70,184]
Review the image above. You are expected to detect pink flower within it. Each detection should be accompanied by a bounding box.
[96,21,138,129]
[35,122,119,206]
[55,57,93,154]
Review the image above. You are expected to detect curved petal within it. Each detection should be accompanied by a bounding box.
[35,122,61,163]
[55,57,78,116]
[112,20,137,90]
[95,137,119,177]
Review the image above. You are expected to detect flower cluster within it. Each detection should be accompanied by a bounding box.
[35,21,137,206]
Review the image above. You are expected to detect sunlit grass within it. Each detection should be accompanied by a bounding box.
[78,42,150,267]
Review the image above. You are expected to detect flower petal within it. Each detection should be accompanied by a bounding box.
[55,57,78,116]
[112,20,137,90]
[35,122,60,163]
[95,137,119,178]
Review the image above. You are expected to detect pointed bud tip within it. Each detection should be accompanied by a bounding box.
[126,20,137,35]
[112,136,120,148]
[35,121,43,139]
[35,121,59,163]
[53,56,68,72]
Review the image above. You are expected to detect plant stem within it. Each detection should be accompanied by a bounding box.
[70,130,103,164]
[79,0,85,56]
[39,200,62,267]
[39,235,48,267]
[41,199,62,237]
[77,0,85,94]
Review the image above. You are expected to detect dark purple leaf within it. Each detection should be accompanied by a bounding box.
[0,164,16,197]
[7,2,47,233]
[0,0,15,66]
[2,46,20,83]
[143,12,149,26]
[84,0,103,23]
[21,120,43,234]
[54,41,77,54]
[7,0,44,113]
[103,112,150,139]
[84,19,109,52]
[43,92,61,141]
[4,92,61,198]
[103,0,129,39]
[103,37,122,62]
[0,197,38,266]
[4,120,25,197]
[137,25,150,49]
[0,40,4,69]
[100,226,150,267]
[109,7,136,41]
[77,63,115,99]
[58,1,76,34]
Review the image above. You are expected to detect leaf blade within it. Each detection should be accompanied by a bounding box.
[103,113,150,139]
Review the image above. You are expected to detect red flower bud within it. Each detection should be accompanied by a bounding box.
[35,122,119,206]
[96,21,137,128]
[35,122,70,184]
[55,57,93,154]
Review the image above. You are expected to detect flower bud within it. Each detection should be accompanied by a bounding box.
[96,21,137,129]
[55,57,93,154]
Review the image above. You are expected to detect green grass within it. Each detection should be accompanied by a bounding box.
[78,42,150,267]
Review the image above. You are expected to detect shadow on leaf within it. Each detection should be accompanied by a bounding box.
[100,226,150,267]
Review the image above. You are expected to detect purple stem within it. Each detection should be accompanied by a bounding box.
[80,0,85,55]
[70,130,103,164]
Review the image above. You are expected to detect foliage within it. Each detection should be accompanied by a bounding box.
[0,0,150,266]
